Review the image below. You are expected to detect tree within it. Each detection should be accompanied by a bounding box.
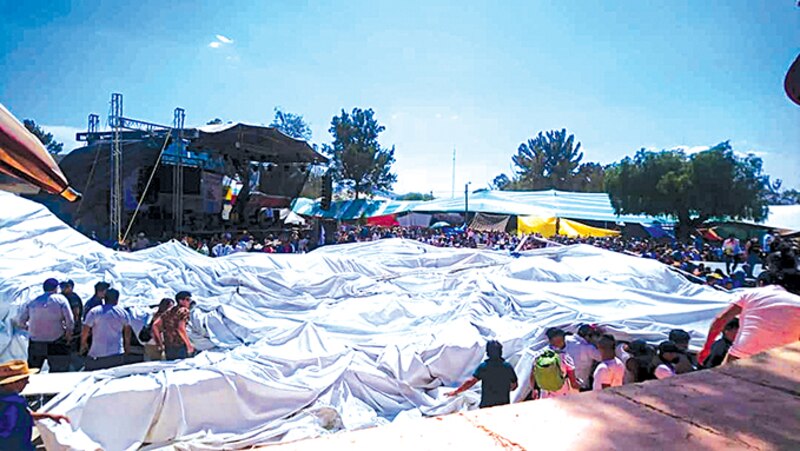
[270,108,312,141]
[206,118,223,125]
[396,192,435,201]
[510,129,591,191]
[491,173,512,190]
[605,142,770,238]
[325,108,397,199]
[23,119,63,155]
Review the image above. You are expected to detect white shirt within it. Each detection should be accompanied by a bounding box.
[84,305,130,358]
[654,363,675,380]
[564,335,602,389]
[17,292,75,342]
[537,346,576,398]
[592,357,624,390]
[729,286,800,359]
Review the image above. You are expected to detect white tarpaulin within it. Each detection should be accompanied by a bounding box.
[0,192,734,450]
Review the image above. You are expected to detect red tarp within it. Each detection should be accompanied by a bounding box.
[367,214,399,227]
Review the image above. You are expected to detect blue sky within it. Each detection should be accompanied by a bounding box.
[2,0,799,195]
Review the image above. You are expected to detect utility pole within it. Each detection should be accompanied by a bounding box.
[451,147,456,198]
[464,182,471,225]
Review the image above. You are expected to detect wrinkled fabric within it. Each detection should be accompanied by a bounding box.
[0,192,733,450]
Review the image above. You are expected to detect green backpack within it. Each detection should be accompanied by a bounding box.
[534,349,565,392]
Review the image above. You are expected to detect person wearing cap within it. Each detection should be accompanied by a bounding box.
[564,324,602,391]
[445,340,518,408]
[15,279,74,373]
[83,281,110,320]
[0,360,70,450]
[653,341,681,379]
[702,318,739,368]
[530,328,579,399]
[620,339,656,384]
[59,280,84,371]
[592,334,624,390]
[667,329,696,374]
[81,288,132,370]
[698,262,800,365]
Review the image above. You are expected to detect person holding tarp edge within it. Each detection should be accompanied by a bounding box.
[446,340,518,408]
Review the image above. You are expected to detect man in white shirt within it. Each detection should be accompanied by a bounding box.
[592,334,624,390]
[698,278,800,364]
[81,288,131,371]
[564,324,602,391]
[531,328,579,399]
[16,278,74,372]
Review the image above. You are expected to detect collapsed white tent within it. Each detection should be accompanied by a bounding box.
[0,192,734,450]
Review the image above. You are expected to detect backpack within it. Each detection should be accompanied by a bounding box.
[138,322,153,343]
[534,349,565,392]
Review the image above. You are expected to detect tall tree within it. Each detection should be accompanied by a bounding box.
[605,142,770,238]
[325,108,397,199]
[23,119,63,155]
[511,129,586,191]
[490,173,512,190]
[270,108,312,141]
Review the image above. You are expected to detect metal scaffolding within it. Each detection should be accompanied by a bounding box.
[109,93,123,243]
[172,107,185,234]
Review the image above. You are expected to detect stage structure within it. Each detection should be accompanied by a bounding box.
[35,93,327,242]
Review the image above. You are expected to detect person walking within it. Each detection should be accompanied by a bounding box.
[16,279,74,372]
[152,291,195,360]
[445,340,518,408]
[81,288,131,371]
[0,360,70,450]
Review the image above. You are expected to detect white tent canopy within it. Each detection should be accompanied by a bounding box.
[0,192,733,450]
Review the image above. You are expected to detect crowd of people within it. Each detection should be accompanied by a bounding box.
[2,227,797,448]
[12,279,195,376]
[443,245,799,410]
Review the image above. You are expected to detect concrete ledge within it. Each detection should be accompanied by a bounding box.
[270,343,800,450]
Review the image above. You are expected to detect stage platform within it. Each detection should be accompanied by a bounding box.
[269,342,800,450]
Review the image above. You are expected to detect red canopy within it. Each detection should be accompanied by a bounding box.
[0,103,80,201]
[367,214,399,227]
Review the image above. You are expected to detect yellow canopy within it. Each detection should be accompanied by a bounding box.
[517,216,620,238]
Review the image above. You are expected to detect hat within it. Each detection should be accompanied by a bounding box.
[668,329,691,344]
[624,339,649,356]
[546,327,566,340]
[0,360,38,385]
[59,280,74,289]
[708,273,724,280]
[658,340,681,355]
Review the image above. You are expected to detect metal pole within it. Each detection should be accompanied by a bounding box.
[464,183,469,224]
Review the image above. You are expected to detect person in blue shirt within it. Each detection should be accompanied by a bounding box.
[83,281,110,320]
[0,360,69,451]
[445,340,518,408]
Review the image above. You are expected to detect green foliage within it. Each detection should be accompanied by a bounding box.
[325,108,397,199]
[270,108,312,141]
[206,118,224,125]
[605,142,770,236]
[493,129,605,192]
[23,119,63,155]
[396,192,435,201]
